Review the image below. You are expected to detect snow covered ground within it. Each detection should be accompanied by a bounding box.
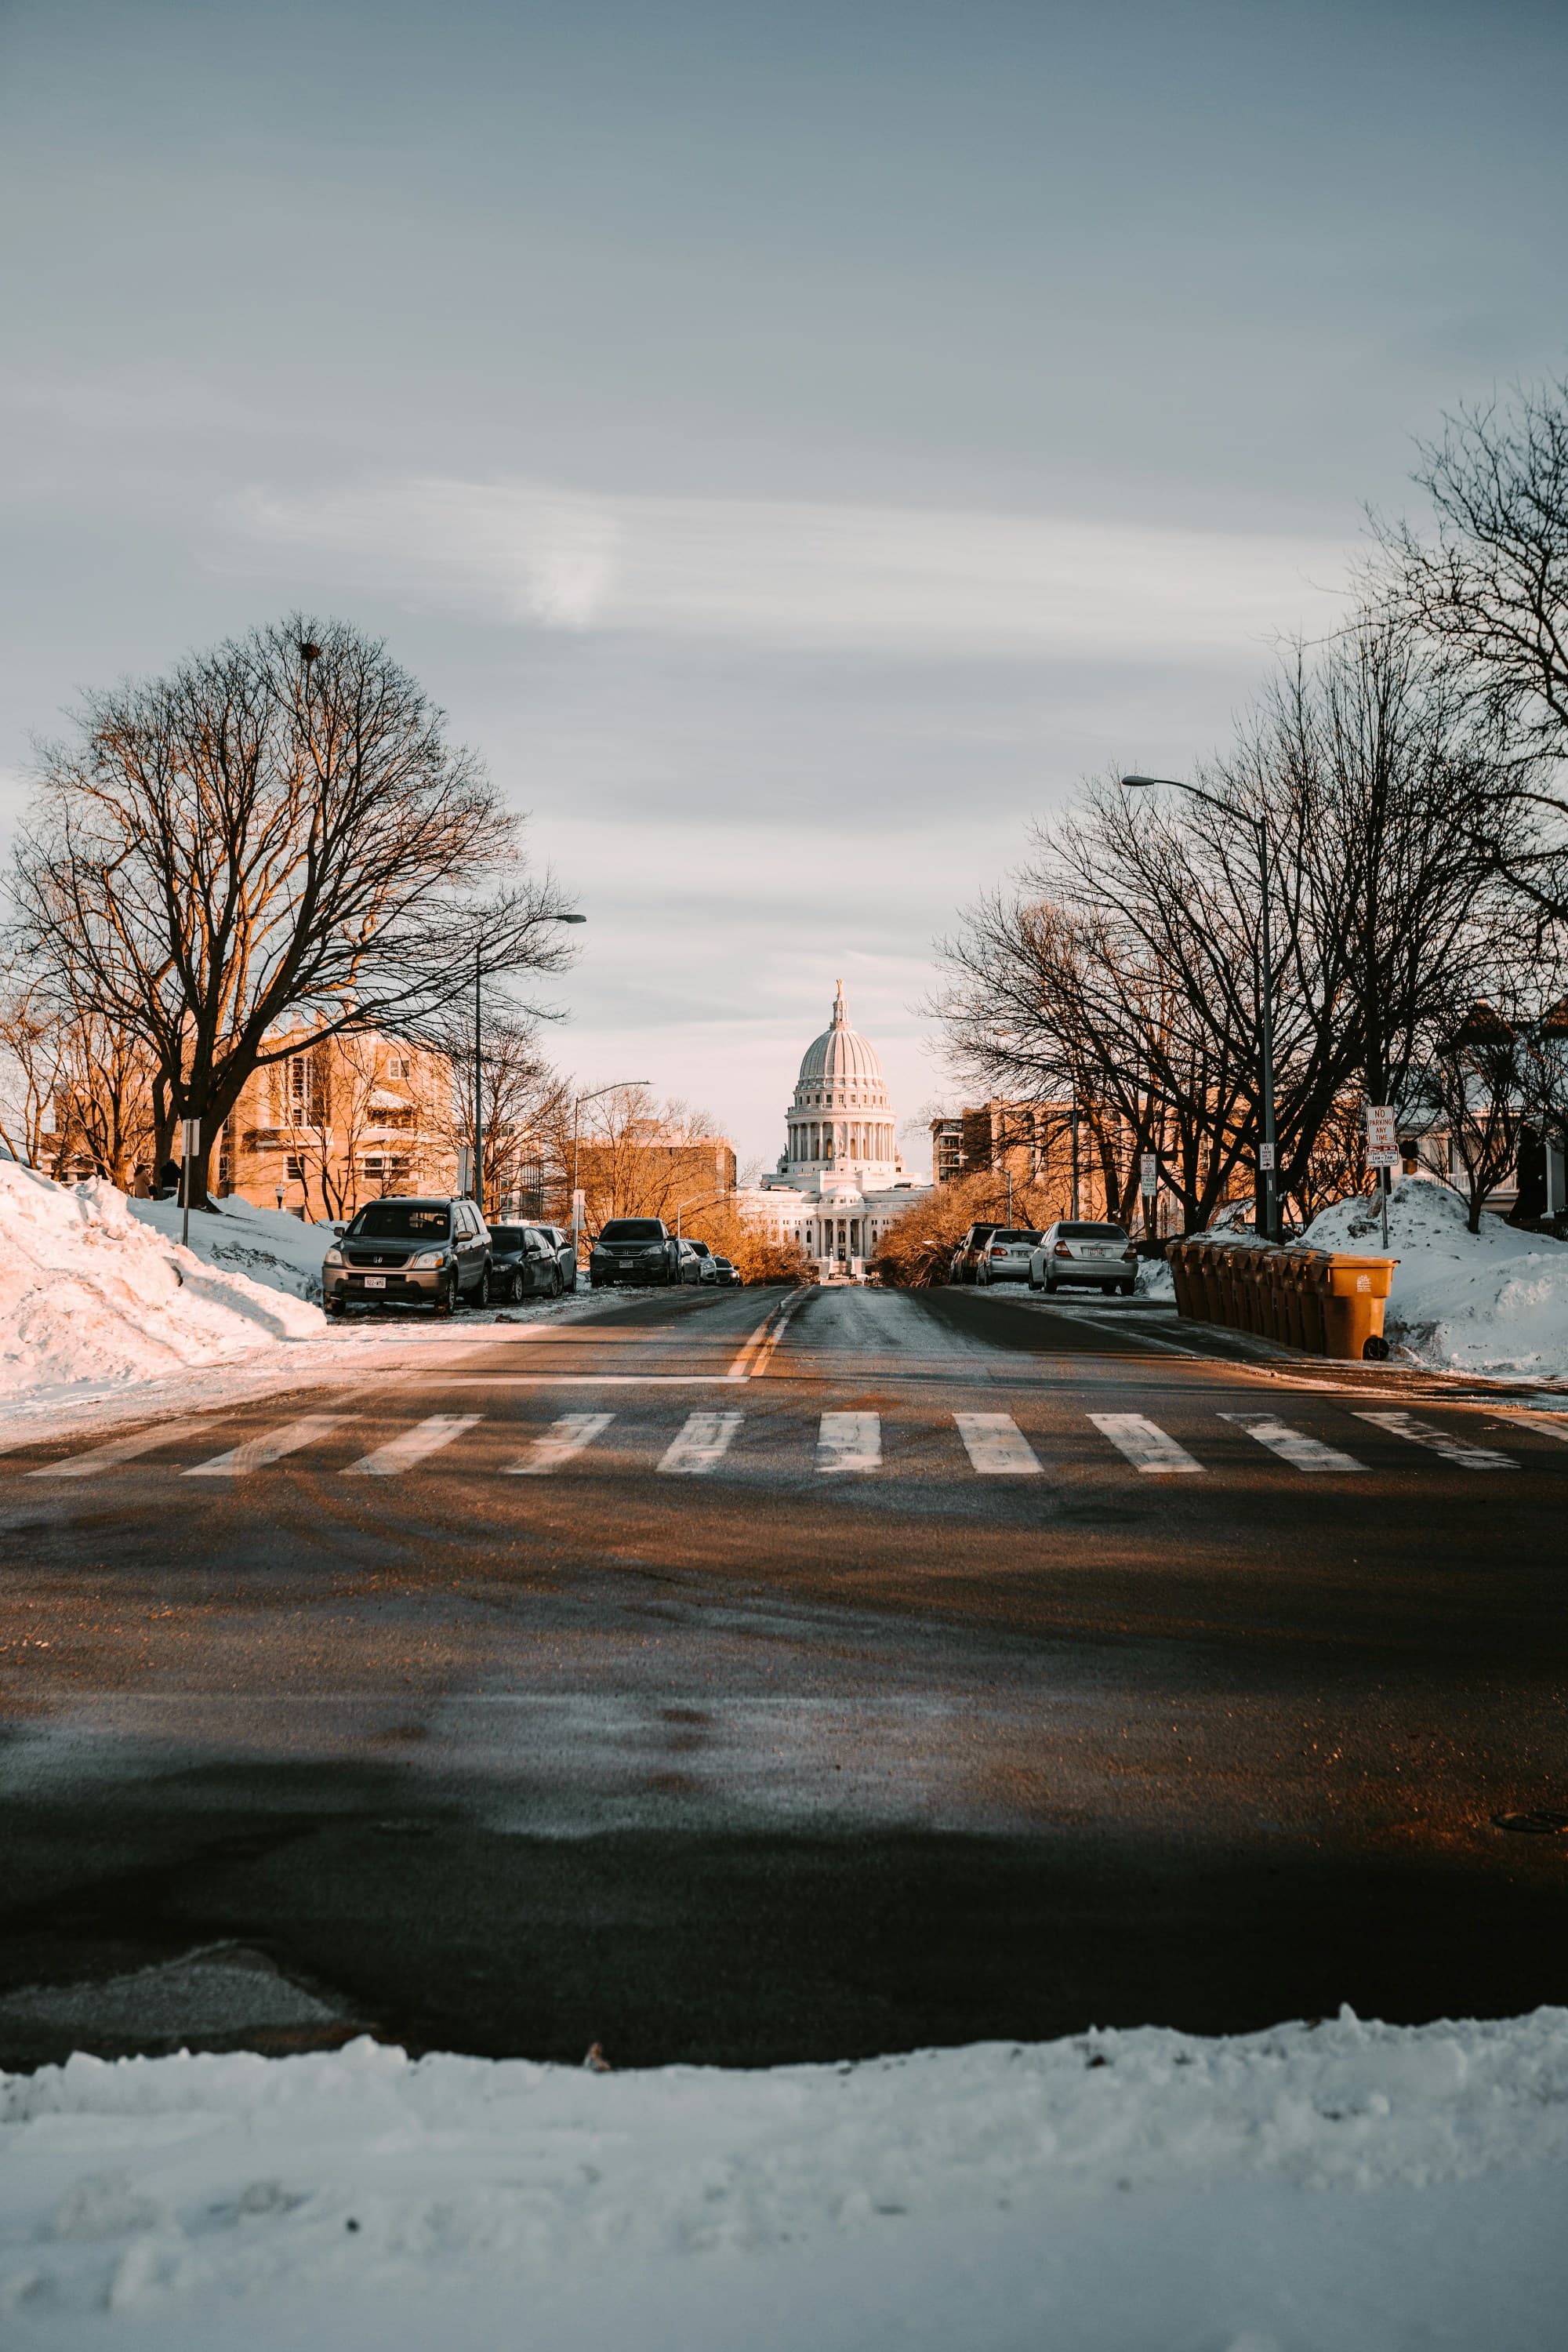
[1,2007,1563,2350]
[1304,1172,1568,1382]
[127,1192,334,1304]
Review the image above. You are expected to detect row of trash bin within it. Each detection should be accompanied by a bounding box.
[1167,1236,1398,1361]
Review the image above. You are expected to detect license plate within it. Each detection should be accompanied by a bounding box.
[363,1275,387,1289]
[1085,1249,1106,1259]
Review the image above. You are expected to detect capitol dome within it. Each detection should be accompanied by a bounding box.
[795,982,890,1105]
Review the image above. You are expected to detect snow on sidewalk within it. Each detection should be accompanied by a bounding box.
[1304,1172,1568,1382]
[2,2008,1566,2350]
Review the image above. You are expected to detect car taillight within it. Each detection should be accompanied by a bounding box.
[1123,1246,1138,1261]
[1054,1240,1072,1257]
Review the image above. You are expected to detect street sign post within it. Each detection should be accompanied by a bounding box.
[180,1118,198,1250]
[1140,1154,1157,1192]
[1258,1142,1274,1171]
[572,1186,586,1271]
[1366,1106,1399,1248]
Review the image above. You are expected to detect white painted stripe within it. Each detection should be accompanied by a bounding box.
[953,1412,1043,1475]
[1219,1412,1365,1472]
[506,1412,615,1475]
[27,1417,225,1479]
[1491,1410,1568,1445]
[817,1410,880,1472]
[1352,1410,1517,1470]
[1089,1413,1204,1474]
[658,1410,744,1474]
[183,1414,347,1478]
[342,1414,482,1476]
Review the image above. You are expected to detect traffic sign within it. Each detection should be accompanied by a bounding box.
[1139,1154,1158,1193]
[1258,1142,1274,1171]
[1365,1105,1399,1170]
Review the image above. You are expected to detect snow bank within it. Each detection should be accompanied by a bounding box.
[2,2009,1565,2349]
[0,1164,324,1403]
[1304,1171,1568,1380]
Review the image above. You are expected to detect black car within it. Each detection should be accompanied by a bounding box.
[323,1196,492,1316]
[949,1223,1002,1283]
[526,1224,578,1292]
[590,1218,683,1287]
[710,1255,741,1287]
[486,1224,569,1303]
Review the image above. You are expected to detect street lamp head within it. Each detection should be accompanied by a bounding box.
[1120,774,1185,789]
[552,913,587,924]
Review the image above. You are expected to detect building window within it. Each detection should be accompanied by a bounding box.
[285,1153,306,1182]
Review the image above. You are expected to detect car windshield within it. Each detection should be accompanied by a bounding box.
[348,1205,450,1241]
[487,1227,527,1249]
[601,1220,663,1242]
[1060,1222,1127,1240]
[992,1230,1041,1243]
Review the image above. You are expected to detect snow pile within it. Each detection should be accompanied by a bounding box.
[128,1194,333,1304]
[0,1163,325,1403]
[2,2009,1565,2348]
[1304,1171,1568,1380]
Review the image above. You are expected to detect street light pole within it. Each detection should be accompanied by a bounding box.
[1120,775,1279,1243]
[570,1078,650,1267]
[468,910,586,1217]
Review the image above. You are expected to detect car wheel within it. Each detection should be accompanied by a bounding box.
[1044,1278,1058,1295]
[507,1269,525,1304]
[434,1276,455,1318]
[325,1297,344,1317]
[548,1265,562,1298]
[474,1265,491,1308]
[1118,1281,1135,1298]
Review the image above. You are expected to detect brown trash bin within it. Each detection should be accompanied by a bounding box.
[1320,1253,1397,1360]
[1167,1240,1196,1319]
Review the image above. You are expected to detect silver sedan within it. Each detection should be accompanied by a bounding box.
[1028,1221,1139,1296]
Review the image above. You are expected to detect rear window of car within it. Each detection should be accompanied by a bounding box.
[1060,1222,1128,1240]
[601,1221,664,1242]
[487,1227,526,1248]
[991,1230,1042,1244]
[349,1205,450,1240]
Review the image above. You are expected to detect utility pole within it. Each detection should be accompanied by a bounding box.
[473,944,483,1215]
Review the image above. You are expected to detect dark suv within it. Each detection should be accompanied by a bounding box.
[323,1197,492,1316]
[949,1223,1001,1283]
[590,1218,683,1287]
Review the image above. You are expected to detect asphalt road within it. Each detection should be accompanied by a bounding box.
[2,1279,1566,2071]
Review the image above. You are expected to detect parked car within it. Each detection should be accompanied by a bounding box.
[710,1255,741,1287]
[674,1237,706,1285]
[684,1238,720,1284]
[949,1223,1002,1283]
[590,1218,684,1287]
[525,1224,578,1292]
[976,1227,1043,1283]
[323,1196,492,1316]
[485,1223,568,1303]
[1027,1220,1139,1297]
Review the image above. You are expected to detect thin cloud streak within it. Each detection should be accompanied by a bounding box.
[227,476,1354,660]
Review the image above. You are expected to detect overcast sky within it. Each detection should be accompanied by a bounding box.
[3,0,1566,1171]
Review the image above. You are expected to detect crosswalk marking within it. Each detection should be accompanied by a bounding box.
[1352,1410,1517,1470]
[659,1410,744,1474]
[27,1417,223,1479]
[343,1414,482,1477]
[1089,1413,1204,1474]
[183,1414,348,1479]
[818,1410,880,1472]
[506,1412,615,1475]
[1219,1412,1364,1472]
[953,1413,1042,1475]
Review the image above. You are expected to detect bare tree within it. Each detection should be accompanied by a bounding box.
[1411,997,1533,1233]
[1375,379,1568,919]
[0,960,69,1171]
[10,615,579,1204]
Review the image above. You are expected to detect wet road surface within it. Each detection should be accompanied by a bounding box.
[2,1279,1565,2067]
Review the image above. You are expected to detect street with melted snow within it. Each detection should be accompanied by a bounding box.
[2,1277,1564,2075]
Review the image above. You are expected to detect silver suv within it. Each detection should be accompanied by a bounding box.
[323,1197,492,1316]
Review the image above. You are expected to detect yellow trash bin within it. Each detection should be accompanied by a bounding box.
[1320,1253,1397,1360]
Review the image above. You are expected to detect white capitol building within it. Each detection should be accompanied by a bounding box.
[739,982,931,1277]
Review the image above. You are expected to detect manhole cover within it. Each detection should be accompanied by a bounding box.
[1491,1810,1568,1835]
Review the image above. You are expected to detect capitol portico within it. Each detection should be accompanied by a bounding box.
[741,983,931,1278]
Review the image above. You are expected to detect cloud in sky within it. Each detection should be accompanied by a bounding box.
[227,477,1353,662]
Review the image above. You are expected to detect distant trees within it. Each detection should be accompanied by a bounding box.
[9,615,577,1205]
